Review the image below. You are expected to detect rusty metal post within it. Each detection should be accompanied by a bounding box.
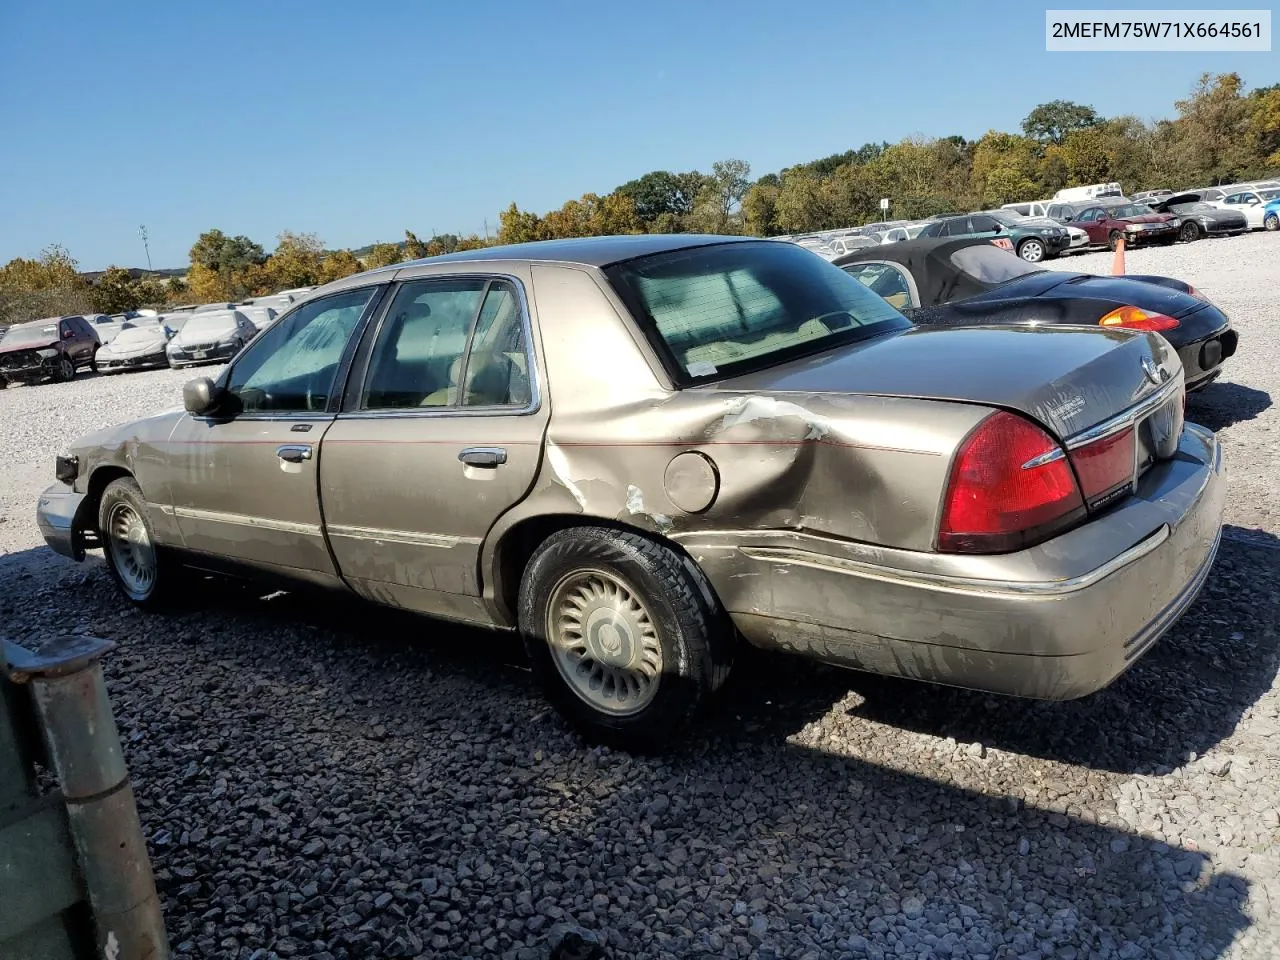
[6,636,170,960]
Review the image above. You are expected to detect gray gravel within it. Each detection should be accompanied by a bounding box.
[2,233,1279,960]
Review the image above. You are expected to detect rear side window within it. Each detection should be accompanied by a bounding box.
[361,278,531,410]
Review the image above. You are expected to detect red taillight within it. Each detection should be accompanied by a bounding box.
[1068,427,1136,507]
[938,412,1085,554]
[1098,305,1180,331]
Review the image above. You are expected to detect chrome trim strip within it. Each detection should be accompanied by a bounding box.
[739,525,1170,598]
[1022,448,1066,469]
[173,506,321,536]
[1063,379,1180,451]
[326,524,480,548]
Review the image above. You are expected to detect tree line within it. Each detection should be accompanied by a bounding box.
[2,72,1275,328]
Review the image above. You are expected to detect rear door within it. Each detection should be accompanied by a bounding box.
[164,285,387,584]
[319,271,549,624]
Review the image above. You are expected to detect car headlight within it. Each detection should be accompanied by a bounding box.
[36,348,58,358]
[1125,224,1143,232]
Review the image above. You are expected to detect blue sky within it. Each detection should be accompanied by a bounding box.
[0,0,1273,270]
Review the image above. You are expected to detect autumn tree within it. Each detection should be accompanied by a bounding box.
[318,250,363,284]
[364,243,403,269]
[497,203,549,244]
[0,244,91,325]
[263,232,325,290]
[187,229,265,300]
[89,266,144,313]
[403,230,429,259]
[969,131,1039,206]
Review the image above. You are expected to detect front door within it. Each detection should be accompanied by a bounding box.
[1075,207,1106,245]
[319,272,549,623]
[164,284,386,585]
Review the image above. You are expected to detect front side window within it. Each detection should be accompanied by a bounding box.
[226,287,378,414]
[606,240,910,383]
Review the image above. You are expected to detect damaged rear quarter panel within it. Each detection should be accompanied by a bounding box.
[482,263,990,615]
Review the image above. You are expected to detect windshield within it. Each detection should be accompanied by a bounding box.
[1259,188,1280,201]
[3,323,59,346]
[112,326,164,346]
[181,312,238,336]
[605,241,910,382]
[951,244,1047,285]
[1104,204,1155,218]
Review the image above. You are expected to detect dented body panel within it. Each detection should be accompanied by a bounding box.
[38,235,1225,703]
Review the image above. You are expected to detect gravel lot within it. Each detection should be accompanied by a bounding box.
[2,232,1279,960]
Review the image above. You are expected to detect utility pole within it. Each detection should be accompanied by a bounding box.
[138,225,152,272]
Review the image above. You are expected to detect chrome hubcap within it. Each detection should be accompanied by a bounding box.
[546,569,662,715]
[1022,241,1043,262]
[106,502,156,599]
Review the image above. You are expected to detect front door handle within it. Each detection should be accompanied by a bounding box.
[276,444,313,463]
[459,447,507,468]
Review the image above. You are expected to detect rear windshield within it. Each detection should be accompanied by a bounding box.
[3,323,59,346]
[605,240,910,383]
[951,244,1047,285]
[182,312,239,335]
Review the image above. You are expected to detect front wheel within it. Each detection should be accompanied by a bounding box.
[55,355,75,382]
[1179,221,1200,242]
[1266,213,1279,232]
[1108,230,1124,252]
[1017,238,1045,262]
[518,527,733,752]
[89,347,99,372]
[99,477,181,608]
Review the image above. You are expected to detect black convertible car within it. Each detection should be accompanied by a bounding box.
[834,236,1237,391]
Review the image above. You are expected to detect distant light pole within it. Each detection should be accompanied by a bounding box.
[138,225,152,271]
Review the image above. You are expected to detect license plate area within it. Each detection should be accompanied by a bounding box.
[193,350,207,359]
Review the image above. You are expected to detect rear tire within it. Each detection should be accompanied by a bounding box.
[518,526,733,753]
[1179,221,1200,242]
[99,477,181,609]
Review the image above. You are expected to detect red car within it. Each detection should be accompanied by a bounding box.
[1062,200,1179,250]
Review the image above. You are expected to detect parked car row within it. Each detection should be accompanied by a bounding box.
[0,285,313,388]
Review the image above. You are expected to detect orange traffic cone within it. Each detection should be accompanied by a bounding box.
[1111,235,1126,275]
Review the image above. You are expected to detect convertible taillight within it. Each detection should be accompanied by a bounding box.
[1098,305,1180,331]
[938,412,1084,554]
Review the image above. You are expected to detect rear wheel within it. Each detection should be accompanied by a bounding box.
[1179,221,1200,242]
[99,477,181,609]
[518,526,733,752]
[1266,213,1279,232]
[55,355,75,382]
[1017,238,1045,262]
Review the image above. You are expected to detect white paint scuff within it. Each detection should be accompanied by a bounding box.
[718,395,831,441]
[625,484,673,532]
[546,442,588,510]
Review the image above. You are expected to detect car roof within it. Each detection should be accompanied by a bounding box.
[393,234,757,271]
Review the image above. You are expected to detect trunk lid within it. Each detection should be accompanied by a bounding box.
[714,324,1181,441]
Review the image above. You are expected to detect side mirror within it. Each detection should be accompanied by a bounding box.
[992,223,1003,233]
[183,377,223,416]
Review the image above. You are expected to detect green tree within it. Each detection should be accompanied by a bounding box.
[742,183,780,235]
[616,170,708,226]
[969,131,1039,205]
[187,229,265,299]
[1021,100,1102,145]
[1171,72,1253,184]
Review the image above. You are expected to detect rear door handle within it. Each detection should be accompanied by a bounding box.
[459,447,507,468]
[276,444,313,463]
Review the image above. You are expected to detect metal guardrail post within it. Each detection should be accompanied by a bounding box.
[5,636,170,960]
